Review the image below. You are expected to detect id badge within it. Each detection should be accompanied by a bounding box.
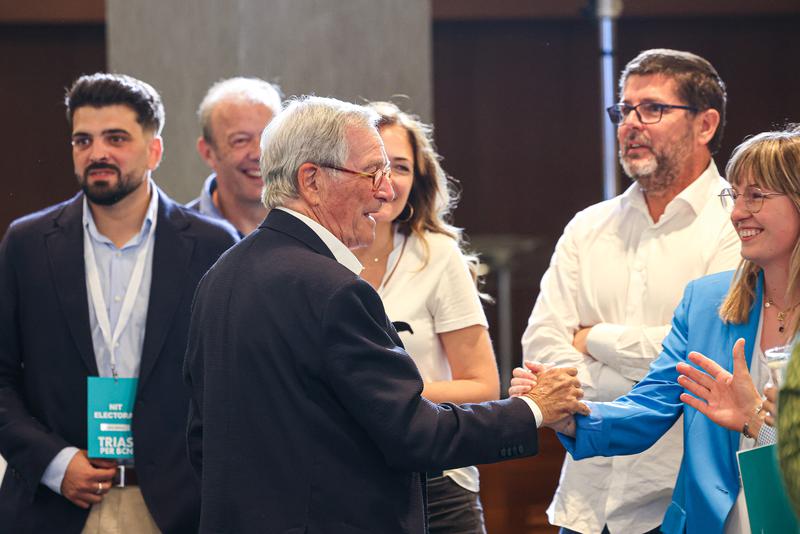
[87,377,138,459]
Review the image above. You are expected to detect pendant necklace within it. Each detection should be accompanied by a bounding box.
[764,297,800,333]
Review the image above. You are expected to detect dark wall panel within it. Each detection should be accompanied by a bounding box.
[0,25,105,236]
[434,13,800,534]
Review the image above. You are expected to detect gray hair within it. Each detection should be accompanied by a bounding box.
[260,96,379,209]
[197,77,283,144]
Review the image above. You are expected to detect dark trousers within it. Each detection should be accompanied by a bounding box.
[426,475,486,534]
[560,526,662,534]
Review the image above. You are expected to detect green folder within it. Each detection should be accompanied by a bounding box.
[737,444,800,533]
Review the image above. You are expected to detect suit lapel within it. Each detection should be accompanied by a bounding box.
[138,191,193,388]
[262,209,336,261]
[46,194,99,375]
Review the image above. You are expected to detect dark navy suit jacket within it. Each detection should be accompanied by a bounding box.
[0,189,237,533]
[185,208,539,534]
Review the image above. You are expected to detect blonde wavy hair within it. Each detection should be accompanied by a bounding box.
[719,127,800,337]
[367,101,482,282]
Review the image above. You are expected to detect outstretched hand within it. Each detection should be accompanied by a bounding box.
[676,338,762,432]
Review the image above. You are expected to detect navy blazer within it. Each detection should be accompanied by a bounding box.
[561,270,762,534]
[0,189,237,533]
[184,209,538,534]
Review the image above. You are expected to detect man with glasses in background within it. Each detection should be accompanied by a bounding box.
[517,49,741,534]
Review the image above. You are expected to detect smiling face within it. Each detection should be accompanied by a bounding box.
[313,126,393,248]
[373,124,414,223]
[730,175,800,273]
[72,104,162,206]
[198,98,275,206]
[617,74,701,193]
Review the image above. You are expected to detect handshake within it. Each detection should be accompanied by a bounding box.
[509,361,590,436]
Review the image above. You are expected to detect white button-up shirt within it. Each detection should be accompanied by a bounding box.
[522,162,741,534]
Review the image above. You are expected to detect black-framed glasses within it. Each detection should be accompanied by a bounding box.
[718,186,785,214]
[606,102,698,125]
[320,164,391,190]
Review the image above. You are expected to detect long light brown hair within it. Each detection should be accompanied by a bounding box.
[719,127,800,337]
[367,101,482,281]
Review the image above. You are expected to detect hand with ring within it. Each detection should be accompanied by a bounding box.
[60,450,117,509]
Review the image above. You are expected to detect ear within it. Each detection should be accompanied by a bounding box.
[695,108,721,148]
[296,162,322,206]
[147,135,164,171]
[196,136,216,168]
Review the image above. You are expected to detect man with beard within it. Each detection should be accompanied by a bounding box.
[0,73,237,533]
[189,77,282,237]
[517,49,741,534]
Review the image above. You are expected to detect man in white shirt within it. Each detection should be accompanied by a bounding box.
[520,49,741,534]
[188,77,283,237]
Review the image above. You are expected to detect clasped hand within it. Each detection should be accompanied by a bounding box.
[509,361,590,436]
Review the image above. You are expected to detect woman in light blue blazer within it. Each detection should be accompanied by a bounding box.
[513,127,800,534]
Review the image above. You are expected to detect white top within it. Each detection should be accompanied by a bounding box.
[522,162,742,534]
[378,230,488,492]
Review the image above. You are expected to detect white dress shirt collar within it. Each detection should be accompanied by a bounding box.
[621,160,723,221]
[275,207,363,275]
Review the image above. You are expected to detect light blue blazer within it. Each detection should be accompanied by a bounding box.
[560,270,762,534]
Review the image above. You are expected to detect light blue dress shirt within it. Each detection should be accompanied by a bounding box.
[40,189,158,494]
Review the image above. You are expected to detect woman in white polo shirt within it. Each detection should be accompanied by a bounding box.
[354,101,498,534]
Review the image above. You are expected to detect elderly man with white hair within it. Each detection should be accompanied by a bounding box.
[183,95,590,534]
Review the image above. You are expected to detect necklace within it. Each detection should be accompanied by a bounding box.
[764,297,800,333]
[380,235,407,289]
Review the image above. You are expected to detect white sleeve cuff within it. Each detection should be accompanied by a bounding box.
[41,446,80,495]
[518,396,543,427]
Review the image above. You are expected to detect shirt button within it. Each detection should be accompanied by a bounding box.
[115,342,120,348]
[114,295,122,302]
[116,251,122,258]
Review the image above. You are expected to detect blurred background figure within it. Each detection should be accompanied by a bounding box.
[190,77,283,237]
[354,101,499,533]
[779,343,800,515]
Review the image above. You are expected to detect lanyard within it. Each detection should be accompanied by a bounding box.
[83,205,157,380]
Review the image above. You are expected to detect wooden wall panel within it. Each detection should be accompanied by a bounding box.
[0,25,106,236]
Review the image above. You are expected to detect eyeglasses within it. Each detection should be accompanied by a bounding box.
[321,164,391,190]
[718,186,785,214]
[606,102,698,125]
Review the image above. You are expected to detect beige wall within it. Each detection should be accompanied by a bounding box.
[107,0,432,203]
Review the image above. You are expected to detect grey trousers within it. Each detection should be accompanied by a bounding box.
[426,475,487,534]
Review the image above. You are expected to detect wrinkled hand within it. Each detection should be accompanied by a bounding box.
[572,326,592,354]
[764,385,778,428]
[508,360,552,397]
[546,415,577,437]
[523,367,590,425]
[676,338,762,432]
[61,450,117,509]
